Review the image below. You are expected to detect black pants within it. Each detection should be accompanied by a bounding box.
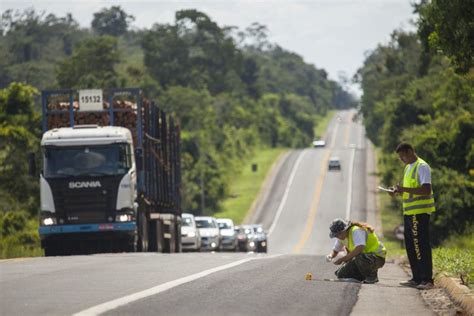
[404,213,433,283]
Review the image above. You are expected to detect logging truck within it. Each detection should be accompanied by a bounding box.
[35,88,181,255]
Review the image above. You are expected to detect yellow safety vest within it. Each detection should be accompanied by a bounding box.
[402,157,436,215]
[347,226,386,258]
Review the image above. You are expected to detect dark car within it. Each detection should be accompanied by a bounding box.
[250,224,267,253]
[235,226,253,252]
[328,157,341,171]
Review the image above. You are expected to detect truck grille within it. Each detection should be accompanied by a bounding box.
[47,177,121,224]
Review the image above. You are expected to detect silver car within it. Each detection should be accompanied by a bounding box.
[195,216,220,251]
[217,218,237,251]
[181,213,201,251]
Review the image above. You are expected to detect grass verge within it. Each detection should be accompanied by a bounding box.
[314,110,336,139]
[213,147,287,225]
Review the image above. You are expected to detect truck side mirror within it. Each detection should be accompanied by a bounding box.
[28,152,36,176]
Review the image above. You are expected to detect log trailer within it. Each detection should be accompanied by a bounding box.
[37,88,181,255]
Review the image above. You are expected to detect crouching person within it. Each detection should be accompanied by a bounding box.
[327,218,386,283]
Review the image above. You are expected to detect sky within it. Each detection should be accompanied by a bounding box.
[1,0,417,96]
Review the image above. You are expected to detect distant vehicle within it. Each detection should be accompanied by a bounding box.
[181,213,201,251]
[195,216,220,251]
[250,224,267,253]
[235,226,249,251]
[242,225,257,252]
[328,157,341,171]
[312,139,326,148]
[217,218,237,251]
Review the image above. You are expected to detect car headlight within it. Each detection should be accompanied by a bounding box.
[249,241,255,247]
[188,232,196,237]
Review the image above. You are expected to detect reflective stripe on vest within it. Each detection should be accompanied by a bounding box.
[402,158,436,215]
[347,226,386,258]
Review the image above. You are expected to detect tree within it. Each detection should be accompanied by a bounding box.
[91,6,134,37]
[417,0,474,73]
[0,82,40,215]
[56,36,121,88]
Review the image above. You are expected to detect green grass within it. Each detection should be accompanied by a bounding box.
[314,110,336,139]
[214,147,287,225]
[379,189,406,259]
[375,147,406,259]
[433,246,474,288]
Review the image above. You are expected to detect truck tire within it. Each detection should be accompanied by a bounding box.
[163,221,175,253]
[148,220,164,252]
[44,246,59,257]
[138,211,149,252]
[175,220,182,253]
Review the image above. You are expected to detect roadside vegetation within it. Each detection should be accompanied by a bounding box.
[213,147,286,224]
[0,7,356,258]
[365,1,473,288]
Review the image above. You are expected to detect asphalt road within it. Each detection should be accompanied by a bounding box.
[1,110,372,316]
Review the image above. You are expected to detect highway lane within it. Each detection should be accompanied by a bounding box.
[0,109,369,316]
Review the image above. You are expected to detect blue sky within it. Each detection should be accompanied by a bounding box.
[1,0,417,95]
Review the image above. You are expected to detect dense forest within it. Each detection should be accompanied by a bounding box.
[356,0,473,244]
[0,7,356,255]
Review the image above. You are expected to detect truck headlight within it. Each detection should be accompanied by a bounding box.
[115,214,132,222]
[42,217,57,226]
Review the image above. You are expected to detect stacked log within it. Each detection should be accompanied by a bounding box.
[46,100,139,144]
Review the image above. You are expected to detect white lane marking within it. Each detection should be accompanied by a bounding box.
[267,150,306,237]
[345,118,358,219]
[74,255,281,316]
[345,147,356,219]
[330,117,340,149]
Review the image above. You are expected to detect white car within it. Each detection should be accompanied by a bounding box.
[181,213,201,251]
[313,139,326,148]
[195,216,220,251]
[217,218,237,251]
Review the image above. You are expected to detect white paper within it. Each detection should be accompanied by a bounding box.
[378,185,395,193]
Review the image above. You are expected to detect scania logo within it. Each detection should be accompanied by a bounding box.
[69,181,102,189]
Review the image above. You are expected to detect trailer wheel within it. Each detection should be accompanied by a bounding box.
[175,220,182,253]
[138,211,149,252]
[163,221,175,253]
[44,246,59,257]
[148,220,164,252]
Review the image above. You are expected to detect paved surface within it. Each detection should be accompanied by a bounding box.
[0,110,435,315]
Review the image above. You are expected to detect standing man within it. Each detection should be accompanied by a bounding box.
[390,142,436,290]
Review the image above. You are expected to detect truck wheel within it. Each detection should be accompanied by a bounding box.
[175,220,182,253]
[138,212,149,252]
[148,220,164,252]
[44,246,58,257]
[163,221,175,253]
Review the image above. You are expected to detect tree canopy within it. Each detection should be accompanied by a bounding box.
[357,2,473,243]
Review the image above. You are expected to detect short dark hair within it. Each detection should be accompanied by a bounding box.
[396,142,414,153]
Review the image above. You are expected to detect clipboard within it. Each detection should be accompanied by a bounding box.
[378,185,395,193]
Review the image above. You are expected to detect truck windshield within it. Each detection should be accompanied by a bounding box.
[44,144,131,178]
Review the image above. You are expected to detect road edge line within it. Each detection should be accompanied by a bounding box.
[73,255,282,316]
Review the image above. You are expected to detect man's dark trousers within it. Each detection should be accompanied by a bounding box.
[404,213,433,283]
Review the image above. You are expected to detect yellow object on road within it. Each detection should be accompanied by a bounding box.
[305,272,313,280]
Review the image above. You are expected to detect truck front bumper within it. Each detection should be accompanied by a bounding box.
[40,222,136,235]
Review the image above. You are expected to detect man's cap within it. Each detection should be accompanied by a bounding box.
[329,218,351,238]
